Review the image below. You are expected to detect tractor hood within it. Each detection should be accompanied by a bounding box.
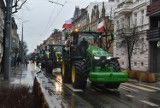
[87,45,109,57]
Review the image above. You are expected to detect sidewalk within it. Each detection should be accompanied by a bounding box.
[0,63,40,87]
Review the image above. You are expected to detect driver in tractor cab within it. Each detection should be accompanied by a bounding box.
[80,37,89,57]
[91,38,98,46]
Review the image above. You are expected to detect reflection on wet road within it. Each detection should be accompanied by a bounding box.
[51,71,160,108]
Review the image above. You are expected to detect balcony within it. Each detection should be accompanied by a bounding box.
[115,3,132,15]
[147,0,160,16]
[147,28,160,41]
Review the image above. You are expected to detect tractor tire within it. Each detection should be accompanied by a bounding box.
[71,60,88,89]
[105,59,121,89]
[41,60,46,69]
[46,60,53,74]
[61,59,71,83]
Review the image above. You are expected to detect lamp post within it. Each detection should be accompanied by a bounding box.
[21,21,28,64]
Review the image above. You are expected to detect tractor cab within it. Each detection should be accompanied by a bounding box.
[41,44,64,74]
[68,30,102,58]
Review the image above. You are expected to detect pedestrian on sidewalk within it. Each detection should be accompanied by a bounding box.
[24,55,29,67]
[16,55,21,66]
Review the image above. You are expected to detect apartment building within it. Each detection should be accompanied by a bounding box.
[147,0,160,73]
[114,0,149,71]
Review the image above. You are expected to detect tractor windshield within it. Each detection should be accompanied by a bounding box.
[53,46,63,52]
[78,33,100,46]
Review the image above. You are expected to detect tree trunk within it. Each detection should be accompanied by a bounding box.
[127,45,131,71]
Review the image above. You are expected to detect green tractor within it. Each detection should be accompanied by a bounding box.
[62,30,128,89]
[41,44,63,73]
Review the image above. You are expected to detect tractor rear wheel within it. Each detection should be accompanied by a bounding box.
[61,59,71,83]
[46,60,53,74]
[105,59,121,89]
[71,60,88,89]
[41,60,46,69]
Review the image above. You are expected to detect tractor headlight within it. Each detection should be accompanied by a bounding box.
[94,56,100,59]
[106,56,112,60]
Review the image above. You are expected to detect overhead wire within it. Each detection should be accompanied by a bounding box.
[40,3,56,36]
[39,1,67,38]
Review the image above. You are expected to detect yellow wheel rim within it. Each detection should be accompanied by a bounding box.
[72,65,76,83]
[62,60,65,76]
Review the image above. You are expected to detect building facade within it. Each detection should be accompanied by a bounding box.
[147,0,160,73]
[114,0,149,71]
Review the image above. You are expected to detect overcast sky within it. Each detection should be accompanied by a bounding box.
[14,0,108,54]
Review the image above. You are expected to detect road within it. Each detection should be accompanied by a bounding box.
[43,70,160,108]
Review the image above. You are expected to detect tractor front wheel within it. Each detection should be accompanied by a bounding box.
[105,59,121,89]
[61,59,71,83]
[71,60,88,89]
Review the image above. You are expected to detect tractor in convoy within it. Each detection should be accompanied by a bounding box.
[61,29,128,89]
[41,44,63,74]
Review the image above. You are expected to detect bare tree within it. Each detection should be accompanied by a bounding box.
[12,0,27,14]
[116,25,140,71]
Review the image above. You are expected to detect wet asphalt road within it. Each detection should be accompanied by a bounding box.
[51,72,160,108]
[1,63,160,108]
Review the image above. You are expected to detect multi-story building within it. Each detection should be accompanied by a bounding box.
[72,1,116,31]
[46,29,63,45]
[114,0,149,71]
[147,0,160,73]
[0,0,5,70]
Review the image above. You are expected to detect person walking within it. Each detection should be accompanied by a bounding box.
[24,55,29,67]
[16,55,21,66]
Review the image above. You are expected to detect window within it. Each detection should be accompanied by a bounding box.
[134,62,137,66]
[141,62,144,66]
[141,10,144,25]
[117,20,120,29]
[134,13,137,26]
[158,20,160,27]
[121,18,125,28]
[122,62,124,65]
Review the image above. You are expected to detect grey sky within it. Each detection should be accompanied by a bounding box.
[14,0,107,54]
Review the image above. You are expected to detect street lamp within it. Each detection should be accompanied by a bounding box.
[21,20,28,64]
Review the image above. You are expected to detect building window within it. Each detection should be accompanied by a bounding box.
[158,20,160,27]
[134,62,137,66]
[117,20,120,29]
[134,13,137,26]
[141,62,144,66]
[122,62,124,65]
[121,18,125,28]
[141,10,144,25]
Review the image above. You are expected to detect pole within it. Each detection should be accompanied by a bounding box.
[4,0,13,79]
[21,23,24,64]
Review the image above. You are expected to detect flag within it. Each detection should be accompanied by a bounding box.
[97,21,105,32]
[62,19,72,29]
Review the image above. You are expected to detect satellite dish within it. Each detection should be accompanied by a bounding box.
[157,41,160,48]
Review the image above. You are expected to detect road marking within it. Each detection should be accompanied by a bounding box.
[122,83,156,92]
[140,100,159,107]
[65,84,83,92]
[137,83,160,91]
[125,94,135,98]
[120,85,138,92]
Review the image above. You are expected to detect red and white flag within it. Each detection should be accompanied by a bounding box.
[97,21,105,32]
[62,19,72,29]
